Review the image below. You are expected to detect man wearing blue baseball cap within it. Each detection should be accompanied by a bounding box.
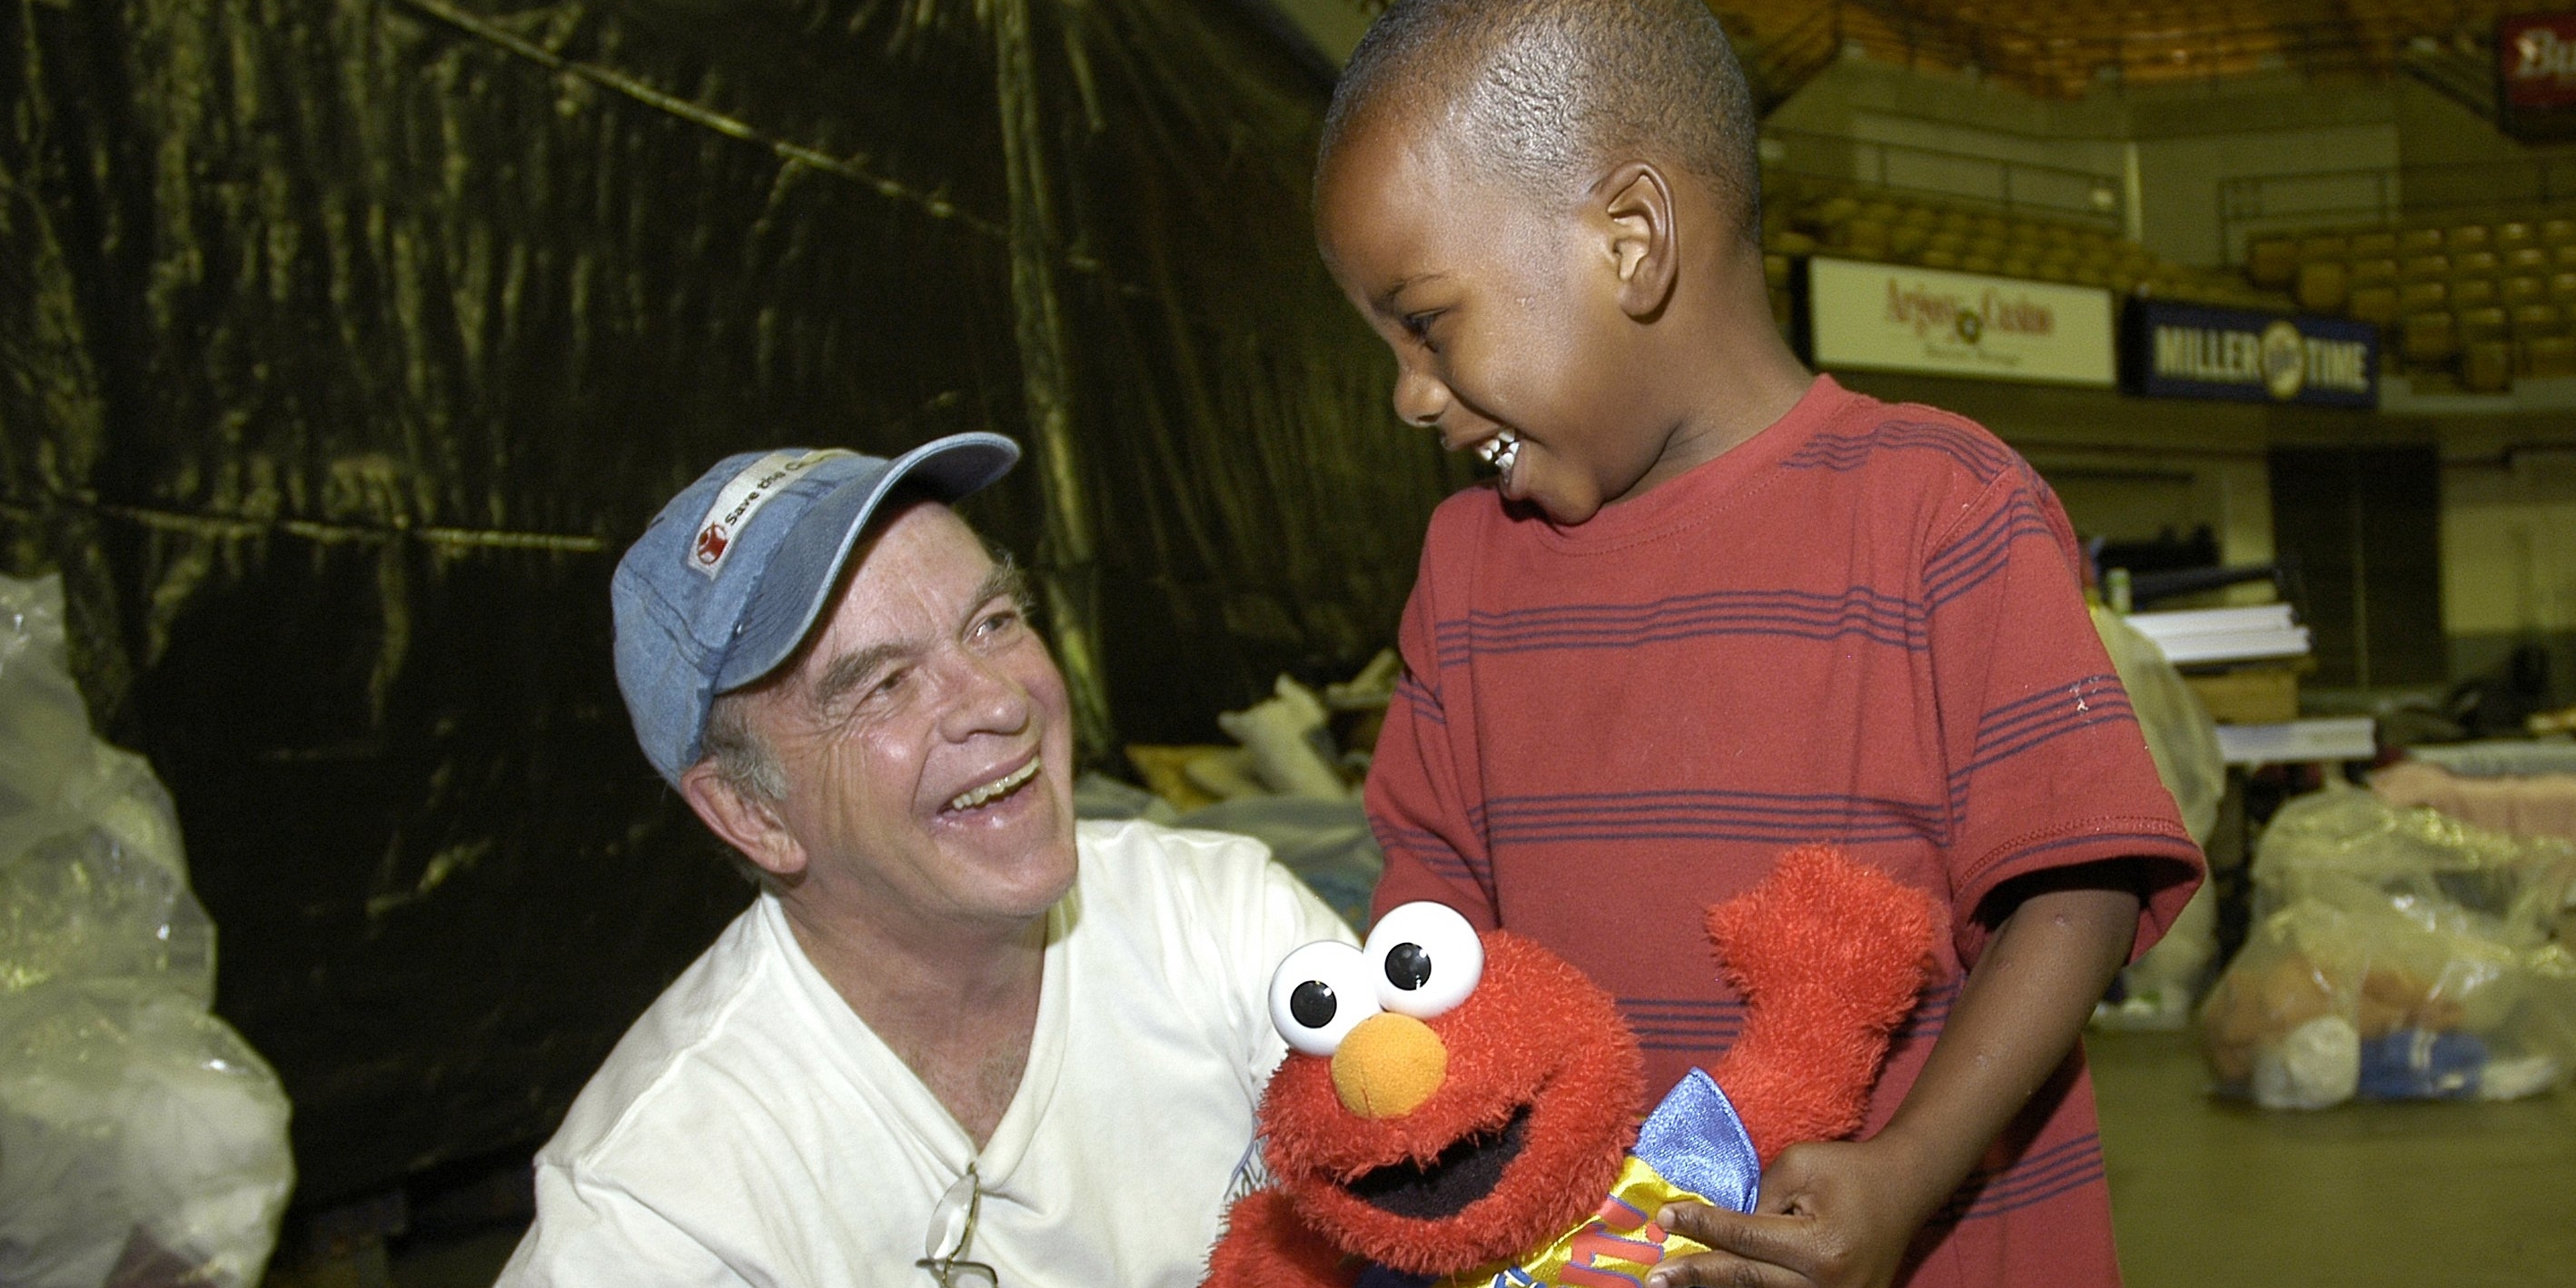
[497,433,1352,1286]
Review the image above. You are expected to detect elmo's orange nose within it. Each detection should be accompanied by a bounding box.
[1330,1011,1448,1118]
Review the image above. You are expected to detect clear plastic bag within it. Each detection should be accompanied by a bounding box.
[2197,788,2576,1107]
[0,574,293,1287]
[2092,607,2226,1027]
[2252,785,2575,949]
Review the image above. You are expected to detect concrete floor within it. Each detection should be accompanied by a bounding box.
[334,1028,2576,1288]
[2090,1027,2576,1288]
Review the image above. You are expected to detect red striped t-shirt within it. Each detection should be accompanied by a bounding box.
[1365,374,2204,1288]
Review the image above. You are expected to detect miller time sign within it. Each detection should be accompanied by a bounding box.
[2123,302,2377,408]
[1805,258,2116,387]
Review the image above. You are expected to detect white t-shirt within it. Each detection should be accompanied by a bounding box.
[496,819,1353,1288]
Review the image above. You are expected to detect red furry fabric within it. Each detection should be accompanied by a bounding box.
[1203,1190,1355,1288]
[1205,846,1937,1286]
[1704,844,1944,1164]
[1253,933,1646,1278]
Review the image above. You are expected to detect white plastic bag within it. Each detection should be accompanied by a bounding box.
[0,574,293,1287]
[2197,788,2576,1107]
[2092,607,2226,1027]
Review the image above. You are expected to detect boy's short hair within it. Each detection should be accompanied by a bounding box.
[1321,0,1763,243]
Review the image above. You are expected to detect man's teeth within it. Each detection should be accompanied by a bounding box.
[948,758,1040,811]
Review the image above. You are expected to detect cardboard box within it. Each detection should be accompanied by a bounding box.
[2184,666,2300,725]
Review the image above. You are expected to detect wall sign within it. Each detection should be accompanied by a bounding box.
[1806,258,2116,387]
[2500,14,2576,138]
[2502,13,2576,112]
[2124,301,2377,408]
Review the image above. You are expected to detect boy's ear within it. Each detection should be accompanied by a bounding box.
[680,760,811,881]
[1599,160,1679,322]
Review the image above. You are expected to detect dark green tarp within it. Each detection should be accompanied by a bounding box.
[2,0,1464,1203]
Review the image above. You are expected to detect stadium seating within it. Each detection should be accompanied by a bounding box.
[2245,205,2576,391]
[1766,178,2289,316]
[1724,0,2532,102]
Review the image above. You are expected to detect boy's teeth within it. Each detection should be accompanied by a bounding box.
[1476,430,1520,467]
[1489,434,1519,477]
[948,758,1040,811]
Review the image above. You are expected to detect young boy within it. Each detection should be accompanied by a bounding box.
[1316,5,2205,1288]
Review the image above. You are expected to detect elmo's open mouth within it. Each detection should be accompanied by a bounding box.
[1343,1104,1533,1221]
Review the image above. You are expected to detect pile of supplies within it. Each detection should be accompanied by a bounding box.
[0,574,293,1287]
[2370,740,2576,847]
[1083,651,1402,927]
[2198,788,2576,1109]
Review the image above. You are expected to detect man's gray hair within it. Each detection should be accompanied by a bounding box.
[701,689,788,802]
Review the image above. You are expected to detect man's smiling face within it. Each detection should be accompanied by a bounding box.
[1317,115,1669,526]
[740,500,1077,930]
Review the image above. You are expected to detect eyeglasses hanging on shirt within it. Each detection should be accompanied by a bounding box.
[917,1164,999,1288]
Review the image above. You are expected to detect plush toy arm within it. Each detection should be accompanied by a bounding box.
[1202,1189,1359,1288]
[1704,844,1945,1164]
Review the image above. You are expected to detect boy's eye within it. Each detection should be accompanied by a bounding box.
[1401,311,1442,345]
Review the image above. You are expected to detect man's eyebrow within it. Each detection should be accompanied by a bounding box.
[806,560,1027,714]
[974,556,1031,613]
[809,641,905,714]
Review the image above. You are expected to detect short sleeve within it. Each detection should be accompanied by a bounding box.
[496,1164,750,1288]
[1363,532,1501,930]
[1925,464,2204,967]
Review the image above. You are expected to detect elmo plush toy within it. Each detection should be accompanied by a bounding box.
[1203,844,1942,1288]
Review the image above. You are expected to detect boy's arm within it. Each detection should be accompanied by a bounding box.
[1647,864,2140,1288]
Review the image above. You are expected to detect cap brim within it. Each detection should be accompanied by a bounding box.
[716,431,1021,691]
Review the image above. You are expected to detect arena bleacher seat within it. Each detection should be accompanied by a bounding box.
[1757,175,2293,337]
[2245,201,2576,391]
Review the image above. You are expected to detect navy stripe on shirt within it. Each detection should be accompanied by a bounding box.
[1781,419,2016,480]
[1953,674,2139,785]
[1394,672,1446,726]
[1618,980,1961,1054]
[1930,1134,2107,1226]
[1369,819,1487,890]
[1925,493,2065,608]
[1480,789,1951,848]
[1431,587,1928,665]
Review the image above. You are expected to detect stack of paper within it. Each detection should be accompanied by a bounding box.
[2123,603,2311,667]
[2212,717,2375,765]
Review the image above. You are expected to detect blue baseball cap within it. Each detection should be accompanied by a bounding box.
[611,432,1021,784]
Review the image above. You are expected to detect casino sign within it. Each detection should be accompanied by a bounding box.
[2122,301,2378,408]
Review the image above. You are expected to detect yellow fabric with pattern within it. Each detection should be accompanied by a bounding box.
[1432,1154,1714,1288]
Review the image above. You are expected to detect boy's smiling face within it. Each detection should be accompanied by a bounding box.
[1318,115,1682,525]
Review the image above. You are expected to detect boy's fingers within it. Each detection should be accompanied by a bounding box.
[1656,1203,1813,1270]
[1643,1248,1804,1288]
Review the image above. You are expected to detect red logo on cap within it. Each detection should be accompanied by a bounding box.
[693,524,729,567]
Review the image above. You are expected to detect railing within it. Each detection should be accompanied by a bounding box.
[1746,5,1845,114]
[2217,156,2576,260]
[2397,32,2498,121]
[1743,1,2452,103]
[1761,127,2128,230]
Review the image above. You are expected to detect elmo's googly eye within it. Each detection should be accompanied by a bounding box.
[1268,940,1383,1056]
[1364,901,1483,1019]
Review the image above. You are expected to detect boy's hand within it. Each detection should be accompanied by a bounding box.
[1646,1134,1937,1288]
[1644,873,2149,1288]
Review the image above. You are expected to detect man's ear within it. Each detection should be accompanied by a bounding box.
[680,761,809,880]
[1598,161,1679,322]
